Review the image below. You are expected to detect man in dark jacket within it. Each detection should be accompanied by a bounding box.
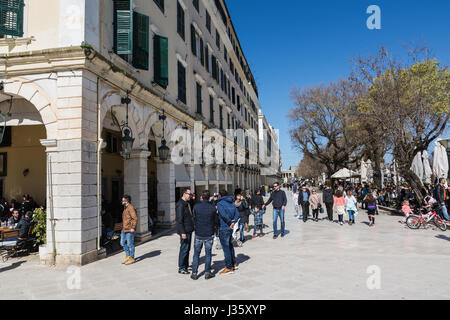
[217,190,239,275]
[191,190,217,280]
[298,185,311,222]
[264,182,287,239]
[322,184,334,221]
[16,211,33,242]
[176,188,194,274]
[435,178,449,221]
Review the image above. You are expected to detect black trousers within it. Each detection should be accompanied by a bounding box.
[302,202,310,222]
[312,209,319,219]
[325,202,333,221]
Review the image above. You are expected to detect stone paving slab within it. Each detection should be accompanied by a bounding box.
[0,190,449,300]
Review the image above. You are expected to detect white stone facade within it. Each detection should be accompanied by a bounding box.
[0,0,280,265]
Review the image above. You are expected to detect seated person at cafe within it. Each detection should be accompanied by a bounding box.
[7,209,21,226]
[16,211,33,243]
[101,206,114,239]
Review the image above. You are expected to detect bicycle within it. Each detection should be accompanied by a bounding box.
[406,206,447,231]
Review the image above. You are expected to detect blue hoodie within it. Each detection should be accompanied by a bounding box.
[217,196,240,232]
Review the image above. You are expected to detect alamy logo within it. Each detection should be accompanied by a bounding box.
[66,265,81,290]
[366,265,381,290]
[366,5,381,30]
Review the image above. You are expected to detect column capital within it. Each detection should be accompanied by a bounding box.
[129,150,151,159]
[40,139,58,152]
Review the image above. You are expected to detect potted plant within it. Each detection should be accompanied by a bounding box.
[32,207,47,258]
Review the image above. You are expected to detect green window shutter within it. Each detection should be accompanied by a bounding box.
[132,12,149,70]
[154,35,168,87]
[200,38,204,66]
[209,96,214,123]
[114,0,133,55]
[196,82,202,115]
[0,0,24,37]
[205,45,209,71]
[178,61,186,104]
[190,24,196,56]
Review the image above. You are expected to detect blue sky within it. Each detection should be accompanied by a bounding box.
[226,0,450,169]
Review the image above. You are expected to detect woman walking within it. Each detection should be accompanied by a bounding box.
[345,190,358,225]
[310,189,321,222]
[334,190,346,226]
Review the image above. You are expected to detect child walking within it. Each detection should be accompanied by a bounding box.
[365,194,378,227]
[334,190,346,226]
[345,190,358,225]
[252,204,264,238]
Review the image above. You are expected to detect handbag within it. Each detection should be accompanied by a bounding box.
[320,207,324,214]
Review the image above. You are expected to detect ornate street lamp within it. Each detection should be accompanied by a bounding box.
[120,92,135,159]
[158,111,170,161]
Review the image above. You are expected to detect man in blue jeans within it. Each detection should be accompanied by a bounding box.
[263,182,287,239]
[191,190,217,280]
[217,190,239,275]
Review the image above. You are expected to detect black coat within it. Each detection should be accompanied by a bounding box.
[16,216,32,239]
[250,194,264,209]
[265,189,287,209]
[236,200,250,224]
[176,199,194,235]
[322,188,334,204]
[192,201,217,239]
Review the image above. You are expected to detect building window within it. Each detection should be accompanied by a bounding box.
[232,87,235,105]
[0,0,24,37]
[193,0,199,12]
[196,82,202,115]
[227,113,230,129]
[178,61,187,104]
[209,96,214,124]
[219,105,223,130]
[153,0,164,13]
[177,1,185,40]
[216,30,220,50]
[206,10,211,33]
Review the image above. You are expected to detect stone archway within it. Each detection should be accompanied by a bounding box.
[3,78,58,140]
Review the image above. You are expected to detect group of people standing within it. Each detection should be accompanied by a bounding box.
[174,182,289,280]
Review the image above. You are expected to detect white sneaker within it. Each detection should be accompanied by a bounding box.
[340,222,343,226]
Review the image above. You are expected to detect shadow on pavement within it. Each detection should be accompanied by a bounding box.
[136,250,162,262]
[436,235,450,242]
[0,261,26,273]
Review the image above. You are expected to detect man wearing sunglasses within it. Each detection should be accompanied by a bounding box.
[176,188,195,274]
[264,182,287,239]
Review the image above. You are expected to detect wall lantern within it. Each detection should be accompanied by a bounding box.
[120,91,135,160]
[158,111,170,161]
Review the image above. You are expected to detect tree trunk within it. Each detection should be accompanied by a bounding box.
[398,167,427,206]
[373,159,382,189]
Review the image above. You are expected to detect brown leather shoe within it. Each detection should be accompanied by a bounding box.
[124,257,135,265]
[122,255,130,264]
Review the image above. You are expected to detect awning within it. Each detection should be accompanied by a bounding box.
[194,165,207,186]
[208,166,217,183]
[175,165,191,188]
[226,169,233,185]
[218,168,226,185]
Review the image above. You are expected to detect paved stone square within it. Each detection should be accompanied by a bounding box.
[0,190,449,300]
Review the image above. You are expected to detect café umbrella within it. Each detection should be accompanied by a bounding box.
[433,140,449,179]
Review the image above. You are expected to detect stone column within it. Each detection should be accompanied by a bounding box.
[188,163,195,192]
[124,150,151,242]
[156,159,176,227]
[215,166,220,193]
